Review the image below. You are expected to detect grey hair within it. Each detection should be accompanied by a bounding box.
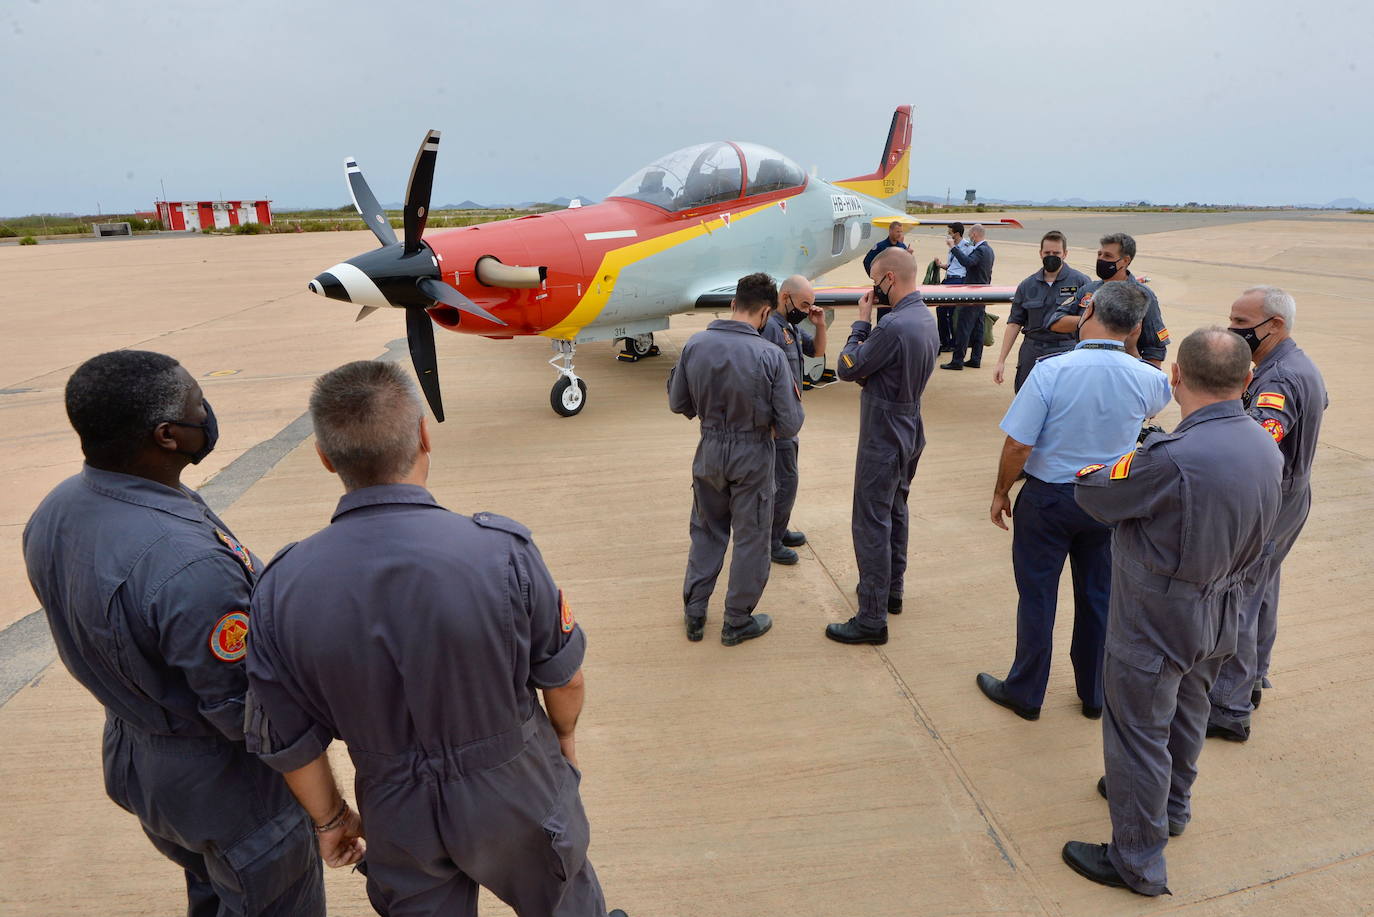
[969,223,986,238]
[1244,285,1296,331]
[1177,327,1253,397]
[310,361,424,490]
[1088,281,1150,334]
[1100,232,1137,260]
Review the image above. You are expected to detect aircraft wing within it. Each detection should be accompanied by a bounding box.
[871,216,1024,230]
[693,284,1015,310]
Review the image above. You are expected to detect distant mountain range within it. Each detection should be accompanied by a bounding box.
[908,192,1371,209]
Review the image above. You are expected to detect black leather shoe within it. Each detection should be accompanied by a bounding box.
[939,361,964,371]
[1097,777,1185,836]
[770,547,799,565]
[887,595,903,615]
[721,614,772,646]
[782,530,807,547]
[685,615,704,642]
[1207,722,1250,742]
[1061,842,1148,894]
[825,618,888,645]
[1082,703,1102,720]
[965,361,981,369]
[975,673,1040,721]
[939,345,953,353]
[1252,679,1265,709]
[610,910,629,917]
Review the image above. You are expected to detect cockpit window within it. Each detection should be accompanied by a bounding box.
[608,142,745,211]
[738,142,806,196]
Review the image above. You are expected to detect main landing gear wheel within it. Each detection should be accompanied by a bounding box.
[551,376,587,416]
[617,332,660,362]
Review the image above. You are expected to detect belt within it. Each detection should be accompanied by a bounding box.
[1114,551,1253,597]
[350,715,543,784]
[107,712,231,753]
[861,392,920,414]
[700,427,772,442]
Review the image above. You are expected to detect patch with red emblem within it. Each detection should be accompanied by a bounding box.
[1080,292,1094,310]
[1256,392,1287,410]
[1157,327,1170,342]
[209,612,249,662]
[215,529,254,574]
[1110,450,1136,480]
[1076,463,1106,478]
[1261,418,1286,443]
[559,591,574,634]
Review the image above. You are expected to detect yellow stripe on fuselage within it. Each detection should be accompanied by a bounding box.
[542,200,778,340]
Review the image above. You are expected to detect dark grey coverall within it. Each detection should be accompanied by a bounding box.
[1046,274,1170,363]
[836,293,938,630]
[23,466,324,917]
[245,485,604,917]
[668,318,805,626]
[1006,265,1090,391]
[1209,337,1328,730]
[1075,402,1283,895]
[760,310,816,551]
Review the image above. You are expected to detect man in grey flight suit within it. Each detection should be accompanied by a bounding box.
[759,273,827,565]
[245,360,625,917]
[23,350,327,916]
[1046,232,1170,367]
[826,247,938,645]
[1208,286,1328,741]
[1062,329,1283,896]
[668,272,805,645]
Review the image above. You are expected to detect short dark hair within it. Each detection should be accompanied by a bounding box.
[734,273,778,313]
[311,361,424,490]
[1100,232,1137,260]
[65,350,192,467]
[1177,327,1253,397]
[948,221,965,237]
[1090,281,1150,334]
[1040,230,1067,250]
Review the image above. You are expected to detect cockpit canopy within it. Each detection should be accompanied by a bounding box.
[607,141,806,212]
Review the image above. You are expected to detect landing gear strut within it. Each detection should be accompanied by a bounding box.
[617,332,661,362]
[550,340,587,417]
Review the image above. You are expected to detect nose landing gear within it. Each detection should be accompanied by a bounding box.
[549,340,587,417]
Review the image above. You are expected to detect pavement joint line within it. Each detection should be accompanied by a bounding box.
[1152,845,1374,912]
[806,538,1060,917]
[0,338,408,710]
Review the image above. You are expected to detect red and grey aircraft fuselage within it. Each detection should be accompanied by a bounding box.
[307,106,1020,419]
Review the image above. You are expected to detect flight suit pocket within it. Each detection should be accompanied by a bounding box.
[206,806,319,913]
[540,763,590,884]
[1105,642,1168,728]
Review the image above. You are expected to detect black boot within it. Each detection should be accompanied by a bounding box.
[824,617,887,645]
[721,614,772,646]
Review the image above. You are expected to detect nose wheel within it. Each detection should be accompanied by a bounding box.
[550,340,587,417]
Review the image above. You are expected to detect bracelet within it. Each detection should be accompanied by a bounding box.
[314,800,349,834]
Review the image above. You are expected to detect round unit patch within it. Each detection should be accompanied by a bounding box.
[216,529,255,574]
[210,612,250,662]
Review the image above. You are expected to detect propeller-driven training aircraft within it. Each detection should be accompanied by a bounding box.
[307,106,1020,419]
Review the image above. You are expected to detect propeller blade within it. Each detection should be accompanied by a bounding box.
[403,130,441,254]
[417,276,507,326]
[405,306,444,422]
[345,157,398,248]
[354,305,379,322]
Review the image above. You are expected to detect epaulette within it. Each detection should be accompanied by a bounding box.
[472,511,532,541]
[260,542,299,576]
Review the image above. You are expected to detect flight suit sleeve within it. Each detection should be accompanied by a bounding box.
[768,351,805,440]
[515,538,587,689]
[144,553,255,742]
[667,346,697,418]
[1136,291,1169,361]
[1007,280,1029,327]
[837,320,897,383]
[243,587,334,772]
[1046,284,1089,328]
[1072,442,1174,526]
[800,327,816,358]
[1246,376,1299,447]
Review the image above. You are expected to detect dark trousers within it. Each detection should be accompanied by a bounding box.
[1003,477,1112,709]
[950,304,986,366]
[771,438,799,551]
[936,306,956,349]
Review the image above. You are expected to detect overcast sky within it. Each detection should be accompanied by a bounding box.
[3,0,1370,215]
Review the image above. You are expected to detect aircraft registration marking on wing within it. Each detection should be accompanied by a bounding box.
[583,230,639,241]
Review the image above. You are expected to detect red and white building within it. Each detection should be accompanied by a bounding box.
[156,200,273,231]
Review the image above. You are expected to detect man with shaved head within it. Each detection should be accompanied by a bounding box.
[759,274,827,564]
[1064,328,1283,896]
[828,247,938,645]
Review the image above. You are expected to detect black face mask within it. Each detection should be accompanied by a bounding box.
[1042,254,1063,273]
[1095,257,1121,281]
[872,278,891,306]
[166,399,219,464]
[786,306,808,325]
[1231,317,1275,354]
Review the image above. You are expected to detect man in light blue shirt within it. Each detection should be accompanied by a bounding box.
[934,222,972,351]
[976,282,1171,721]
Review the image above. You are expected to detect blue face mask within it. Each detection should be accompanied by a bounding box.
[165,399,219,464]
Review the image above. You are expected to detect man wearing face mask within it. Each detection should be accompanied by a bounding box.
[23,351,328,915]
[759,274,827,565]
[1046,233,1170,367]
[994,231,1089,391]
[941,223,995,370]
[1206,286,1328,742]
[828,248,938,645]
[933,221,971,352]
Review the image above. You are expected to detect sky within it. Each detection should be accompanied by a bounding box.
[2,0,1371,216]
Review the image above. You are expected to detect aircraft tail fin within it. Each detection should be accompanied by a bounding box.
[833,105,912,209]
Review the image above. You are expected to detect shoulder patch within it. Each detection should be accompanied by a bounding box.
[215,528,254,574]
[559,589,575,633]
[1261,418,1286,443]
[209,612,249,662]
[1076,463,1106,478]
[841,353,855,368]
[1080,291,1094,309]
[1109,450,1136,480]
[472,511,532,541]
[1156,327,1170,342]
[1256,392,1287,410]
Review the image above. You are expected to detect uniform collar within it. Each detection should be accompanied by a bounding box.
[1256,335,1297,369]
[708,318,762,336]
[767,311,792,331]
[81,464,207,523]
[1173,399,1245,434]
[1074,338,1125,350]
[332,483,440,522]
[890,291,924,313]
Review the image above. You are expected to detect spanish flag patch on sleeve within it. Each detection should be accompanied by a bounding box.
[1256,392,1287,410]
[1157,327,1170,342]
[559,590,575,634]
[1109,450,1136,480]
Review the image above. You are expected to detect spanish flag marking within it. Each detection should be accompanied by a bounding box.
[1256,392,1286,410]
[1109,450,1136,480]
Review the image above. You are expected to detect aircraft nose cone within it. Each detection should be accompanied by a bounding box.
[309,272,349,302]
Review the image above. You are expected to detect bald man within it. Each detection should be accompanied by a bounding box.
[829,248,938,645]
[760,275,827,564]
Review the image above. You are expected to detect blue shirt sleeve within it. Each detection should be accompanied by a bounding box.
[1000,365,1052,446]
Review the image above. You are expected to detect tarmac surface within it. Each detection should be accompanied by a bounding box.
[1,212,1370,915]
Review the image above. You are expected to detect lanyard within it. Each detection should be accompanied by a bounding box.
[1078,342,1125,351]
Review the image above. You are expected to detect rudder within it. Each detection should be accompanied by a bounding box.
[834,105,911,209]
